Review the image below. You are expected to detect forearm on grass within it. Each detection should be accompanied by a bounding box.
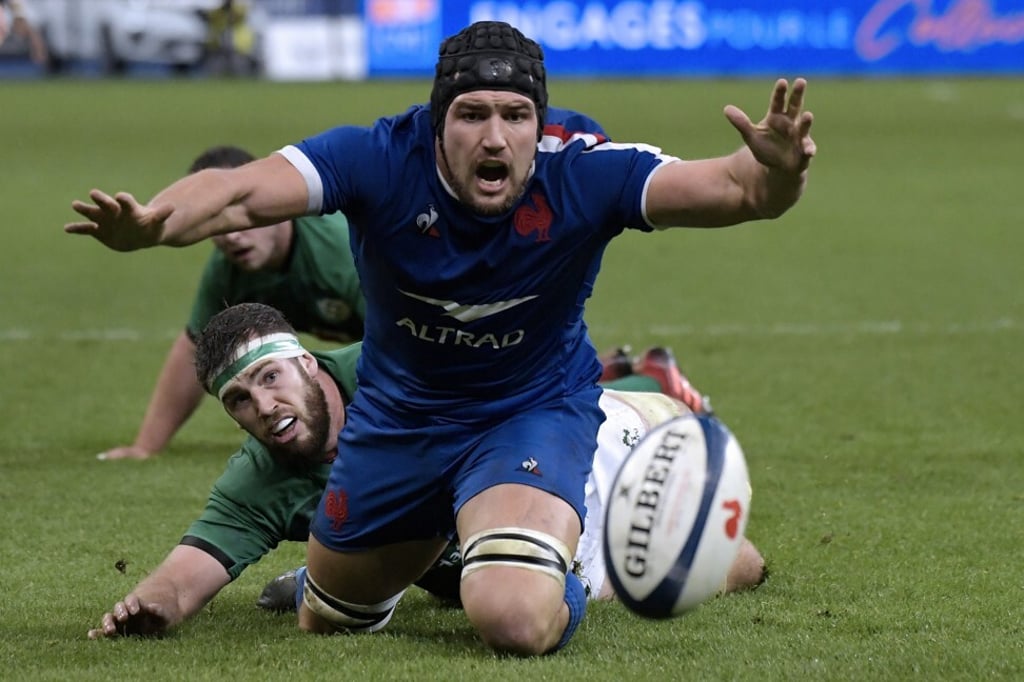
[131,545,232,629]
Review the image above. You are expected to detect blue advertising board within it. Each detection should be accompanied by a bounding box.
[365,0,1024,76]
[365,0,445,74]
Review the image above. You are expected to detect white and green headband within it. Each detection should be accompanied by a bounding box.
[211,333,306,400]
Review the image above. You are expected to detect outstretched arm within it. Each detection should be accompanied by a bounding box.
[66,154,309,252]
[646,78,816,228]
[88,545,230,639]
[98,332,206,460]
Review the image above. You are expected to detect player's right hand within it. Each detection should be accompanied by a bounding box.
[96,445,156,461]
[88,595,172,639]
[66,190,173,252]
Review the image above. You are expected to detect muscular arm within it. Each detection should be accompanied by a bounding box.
[67,154,310,251]
[153,155,310,245]
[645,148,808,227]
[646,78,816,229]
[100,332,206,460]
[88,545,230,639]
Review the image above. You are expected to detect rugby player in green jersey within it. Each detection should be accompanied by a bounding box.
[97,146,364,461]
[87,303,764,639]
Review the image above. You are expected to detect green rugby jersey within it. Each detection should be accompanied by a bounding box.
[187,213,365,342]
[179,346,360,580]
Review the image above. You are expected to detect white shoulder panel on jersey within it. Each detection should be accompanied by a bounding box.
[538,131,605,153]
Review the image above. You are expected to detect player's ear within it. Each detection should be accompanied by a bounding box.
[299,351,318,377]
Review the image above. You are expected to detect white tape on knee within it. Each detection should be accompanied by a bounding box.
[302,572,404,634]
[461,527,571,585]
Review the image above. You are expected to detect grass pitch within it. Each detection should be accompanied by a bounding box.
[2,75,1022,680]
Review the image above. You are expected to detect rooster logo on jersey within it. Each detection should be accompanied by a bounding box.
[514,191,552,242]
[416,204,440,237]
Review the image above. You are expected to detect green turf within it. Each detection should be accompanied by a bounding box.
[2,76,1022,680]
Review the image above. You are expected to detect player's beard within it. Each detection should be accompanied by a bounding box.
[448,174,528,216]
[266,377,332,470]
[439,142,530,216]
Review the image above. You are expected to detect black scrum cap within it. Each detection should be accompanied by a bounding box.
[430,21,548,141]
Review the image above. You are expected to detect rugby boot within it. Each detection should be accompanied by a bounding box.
[598,345,634,382]
[256,568,301,613]
[633,346,713,415]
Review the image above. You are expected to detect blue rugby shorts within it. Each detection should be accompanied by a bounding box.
[309,388,604,551]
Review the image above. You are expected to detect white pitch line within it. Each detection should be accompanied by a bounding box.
[598,318,1022,337]
[0,319,1021,342]
[0,329,181,342]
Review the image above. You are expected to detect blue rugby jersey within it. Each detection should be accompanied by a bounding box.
[278,104,679,418]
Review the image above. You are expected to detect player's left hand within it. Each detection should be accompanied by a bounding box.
[65,190,174,252]
[724,78,816,175]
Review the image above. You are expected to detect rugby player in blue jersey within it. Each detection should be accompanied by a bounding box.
[98,111,607,464]
[68,21,814,655]
[86,303,764,640]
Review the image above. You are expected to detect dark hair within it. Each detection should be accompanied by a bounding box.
[430,21,547,141]
[194,302,298,393]
[188,145,256,174]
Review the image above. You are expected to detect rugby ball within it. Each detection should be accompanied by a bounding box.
[603,413,751,618]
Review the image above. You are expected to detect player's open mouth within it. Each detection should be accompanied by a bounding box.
[272,417,296,437]
[476,161,508,190]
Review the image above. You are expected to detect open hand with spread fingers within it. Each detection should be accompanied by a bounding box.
[724,77,816,176]
[66,190,174,252]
